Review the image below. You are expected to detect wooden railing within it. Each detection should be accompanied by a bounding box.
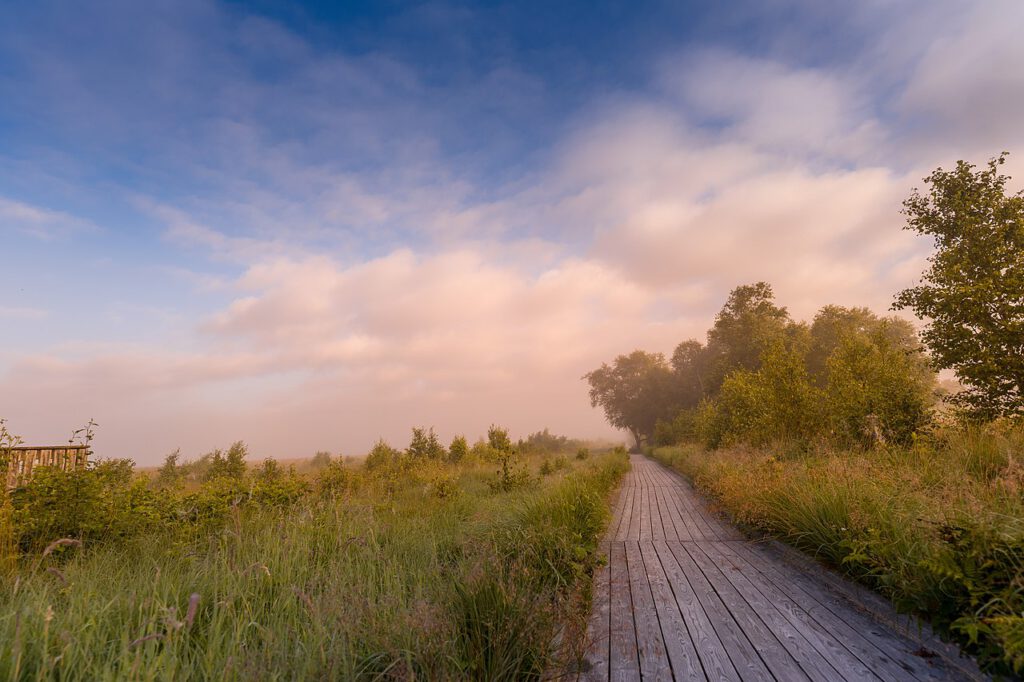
[4,446,90,490]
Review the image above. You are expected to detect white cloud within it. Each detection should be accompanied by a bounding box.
[0,306,48,320]
[897,0,1024,155]
[659,51,884,161]
[0,247,695,458]
[0,197,96,240]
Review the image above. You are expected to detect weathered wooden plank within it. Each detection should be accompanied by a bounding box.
[690,541,857,682]
[624,541,673,680]
[726,541,959,682]
[654,484,681,542]
[659,483,692,540]
[655,463,741,541]
[661,541,771,680]
[673,482,731,541]
[615,485,635,542]
[638,481,653,542]
[676,541,812,680]
[609,542,641,680]
[626,477,642,540]
[650,482,668,542]
[582,548,611,682]
[608,485,627,542]
[637,541,706,680]
[662,480,706,541]
[708,541,900,682]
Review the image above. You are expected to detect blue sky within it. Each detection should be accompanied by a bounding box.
[2,0,1022,461]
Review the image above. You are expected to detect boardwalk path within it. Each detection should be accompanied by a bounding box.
[582,455,975,682]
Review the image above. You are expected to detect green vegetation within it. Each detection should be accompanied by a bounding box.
[587,282,936,451]
[895,153,1024,420]
[0,428,628,680]
[585,156,1023,673]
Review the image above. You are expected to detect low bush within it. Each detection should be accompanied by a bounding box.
[488,452,536,493]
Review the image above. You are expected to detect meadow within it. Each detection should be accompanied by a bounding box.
[650,423,1024,675]
[0,429,628,681]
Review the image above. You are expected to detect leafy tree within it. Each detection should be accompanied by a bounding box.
[584,350,676,446]
[155,449,184,488]
[704,282,791,392]
[365,439,400,471]
[310,451,333,469]
[807,306,881,381]
[670,339,710,407]
[826,325,935,446]
[205,441,248,481]
[254,458,282,483]
[448,435,469,463]
[487,425,514,453]
[895,154,1024,419]
[407,427,446,460]
[808,306,931,385]
[653,409,698,446]
[697,340,824,449]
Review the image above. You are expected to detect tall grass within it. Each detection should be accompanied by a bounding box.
[0,448,628,680]
[651,424,1024,675]
[0,497,14,577]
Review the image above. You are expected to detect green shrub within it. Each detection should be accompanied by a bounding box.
[429,473,460,500]
[487,425,514,453]
[154,449,185,489]
[365,439,401,471]
[204,441,248,481]
[488,452,535,493]
[448,435,469,463]
[250,465,310,506]
[407,427,446,460]
[653,409,698,445]
[310,451,333,469]
[315,458,356,496]
[10,460,167,550]
[825,325,933,446]
[697,341,824,449]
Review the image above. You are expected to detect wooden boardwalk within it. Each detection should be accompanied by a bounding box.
[582,455,976,682]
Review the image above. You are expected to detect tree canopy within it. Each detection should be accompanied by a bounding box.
[704,282,791,392]
[894,154,1024,419]
[586,284,939,450]
[584,350,675,447]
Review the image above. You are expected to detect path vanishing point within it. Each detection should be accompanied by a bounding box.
[581,455,985,681]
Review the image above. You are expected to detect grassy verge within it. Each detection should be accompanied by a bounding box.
[0,448,628,680]
[650,427,1024,676]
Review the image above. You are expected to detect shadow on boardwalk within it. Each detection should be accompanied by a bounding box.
[580,455,987,682]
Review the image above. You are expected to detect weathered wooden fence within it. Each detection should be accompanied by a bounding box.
[4,446,90,490]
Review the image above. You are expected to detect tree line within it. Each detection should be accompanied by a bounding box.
[586,154,1024,449]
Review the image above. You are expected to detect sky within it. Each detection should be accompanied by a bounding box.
[1,0,1023,463]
